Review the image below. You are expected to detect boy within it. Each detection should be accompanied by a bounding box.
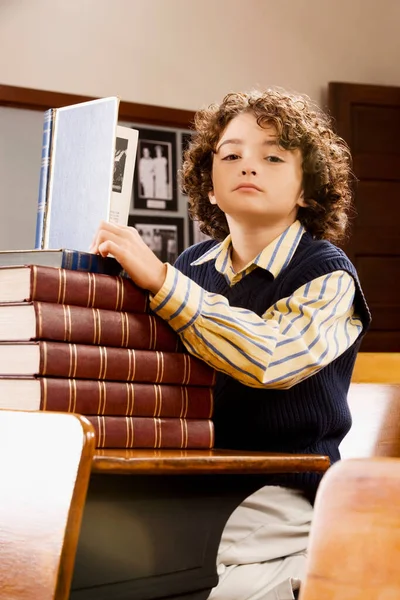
[90,89,371,600]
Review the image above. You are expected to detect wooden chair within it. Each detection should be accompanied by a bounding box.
[352,352,400,383]
[0,410,96,600]
[299,457,400,600]
[340,383,400,459]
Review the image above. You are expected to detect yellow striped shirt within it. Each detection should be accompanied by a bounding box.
[150,221,363,389]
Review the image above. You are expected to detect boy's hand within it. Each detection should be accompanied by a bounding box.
[89,221,167,294]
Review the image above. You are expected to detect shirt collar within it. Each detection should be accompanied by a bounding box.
[190,220,306,279]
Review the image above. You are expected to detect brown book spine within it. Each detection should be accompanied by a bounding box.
[86,416,215,449]
[30,265,149,312]
[40,341,216,386]
[40,379,213,418]
[35,302,182,351]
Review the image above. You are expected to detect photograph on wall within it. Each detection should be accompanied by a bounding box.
[128,215,184,263]
[132,127,178,212]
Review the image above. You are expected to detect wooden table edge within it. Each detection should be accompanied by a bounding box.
[91,449,330,475]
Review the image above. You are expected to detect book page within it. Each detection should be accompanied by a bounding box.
[110,126,138,226]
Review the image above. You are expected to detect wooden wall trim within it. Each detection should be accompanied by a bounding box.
[0,84,196,129]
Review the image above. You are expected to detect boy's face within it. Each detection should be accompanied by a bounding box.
[209,112,305,231]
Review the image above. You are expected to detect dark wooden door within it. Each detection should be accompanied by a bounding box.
[329,82,400,351]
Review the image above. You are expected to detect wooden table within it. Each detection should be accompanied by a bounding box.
[70,449,330,600]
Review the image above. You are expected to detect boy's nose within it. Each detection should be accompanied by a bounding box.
[241,168,257,176]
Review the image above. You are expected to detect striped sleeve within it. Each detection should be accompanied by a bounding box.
[150,264,363,389]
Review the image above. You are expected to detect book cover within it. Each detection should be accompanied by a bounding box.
[0,341,217,386]
[0,249,124,274]
[0,264,148,310]
[43,96,120,252]
[88,415,215,449]
[35,108,56,249]
[0,377,214,419]
[0,301,181,352]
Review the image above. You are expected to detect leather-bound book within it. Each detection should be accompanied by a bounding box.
[0,341,216,386]
[0,378,214,419]
[0,301,182,351]
[87,415,215,449]
[0,264,148,311]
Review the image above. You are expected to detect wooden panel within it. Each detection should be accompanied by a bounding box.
[353,155,400,180]
[352,105,400,154]
[355,256,400,304]
[360,331,400,352]
[352,181,400,253]
[329,82,400,351]
[0,84,195,128]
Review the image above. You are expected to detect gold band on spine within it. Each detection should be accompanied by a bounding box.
[183,387,188,418]
[66,305,72,342]
[71,378,77,412]
[126,416,133,448]
[98,346,107,379]
[98,416,105,447]
[32,265,38,300]
[149,315,155,350]
[126,382,134,415]
[181,418,188,448]
[208,421,214,448]
[154,384,161,416]
[93,308,101,345]
[127,349,136,381]
[88,272,96,307]
[121,312,128,347]
[68,344,78,378]
[154,418,162,448]
[42,377,47,410]
[115,277,122,311]
[155,351,164,383]
[59,269,67,305]
[42,341,48,375]
[37,302,43,338]
[99,380,106,414]
[208,389,214,418]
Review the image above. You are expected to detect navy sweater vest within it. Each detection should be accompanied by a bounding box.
[174,232,371,502]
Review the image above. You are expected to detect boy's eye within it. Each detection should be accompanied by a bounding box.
[222,153,240,161]
[266,155,284,163]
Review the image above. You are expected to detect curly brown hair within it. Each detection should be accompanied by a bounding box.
[181,89,355,244]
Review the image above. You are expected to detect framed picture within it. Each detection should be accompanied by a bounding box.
[128,215,184,263]
[189,219,212,246]
[132,127,178,212]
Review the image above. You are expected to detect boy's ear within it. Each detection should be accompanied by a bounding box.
[297,190,307,208]
[208,190,217,205]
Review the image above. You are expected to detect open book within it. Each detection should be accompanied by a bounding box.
[35,97,138,253]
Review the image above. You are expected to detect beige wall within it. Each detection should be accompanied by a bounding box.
[1,0,400,110]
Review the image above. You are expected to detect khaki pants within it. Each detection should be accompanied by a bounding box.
[208,486,313,600]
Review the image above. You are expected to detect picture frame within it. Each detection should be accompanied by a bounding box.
[128,215,184,263]
[132,127,178,212]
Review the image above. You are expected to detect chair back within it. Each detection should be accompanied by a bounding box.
[299,457,400,600]
[0,410,95,600]
[340,383,400,459]
[352,352,400,383]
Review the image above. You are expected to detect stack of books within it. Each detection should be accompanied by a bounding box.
[0,258,216,449]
